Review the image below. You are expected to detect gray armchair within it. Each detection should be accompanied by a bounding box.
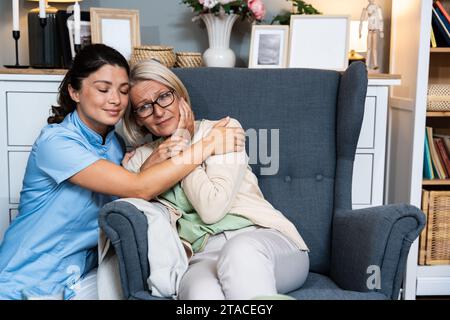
[99,62,425,300]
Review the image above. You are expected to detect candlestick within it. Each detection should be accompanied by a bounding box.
[12,0,19,31]
[4,31,29,69]
[74,1,80,45]
[39,0,46,19]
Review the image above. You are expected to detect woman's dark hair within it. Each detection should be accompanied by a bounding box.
[48,44,130,124]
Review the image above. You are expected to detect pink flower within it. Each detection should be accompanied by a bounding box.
[247,0,266,20]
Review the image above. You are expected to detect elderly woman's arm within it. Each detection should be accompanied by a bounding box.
[181,118,248,224]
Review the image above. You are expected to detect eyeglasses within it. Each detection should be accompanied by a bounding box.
[133,90,175,118]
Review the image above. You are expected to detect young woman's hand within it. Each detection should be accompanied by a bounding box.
[140,136,190,171]
[202,117,246,156]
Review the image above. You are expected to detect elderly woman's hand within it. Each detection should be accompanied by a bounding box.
[140,136,190,171]
[172,97,194,141]
[121,150,136,167]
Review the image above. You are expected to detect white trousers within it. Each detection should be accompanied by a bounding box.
[71,268,98,300]
[177,226,309,300]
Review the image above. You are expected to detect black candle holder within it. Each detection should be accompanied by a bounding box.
[4,31,29,69]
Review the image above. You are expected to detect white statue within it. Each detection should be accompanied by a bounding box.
[359,0,384,71]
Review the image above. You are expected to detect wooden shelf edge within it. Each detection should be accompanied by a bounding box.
[430,47,450,53]
[426,111,450,117]
[422,179,450,185]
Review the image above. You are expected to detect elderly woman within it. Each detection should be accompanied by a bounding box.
[123,60,310,300]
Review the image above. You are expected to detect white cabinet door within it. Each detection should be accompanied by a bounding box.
[357,96,376,149]
[7,92,57,146]
[352,153,374,206]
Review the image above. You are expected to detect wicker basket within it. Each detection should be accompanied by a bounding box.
[175,52,203,68]
[130,45,176,68]
[419,190,450,265]
[427,84,450,111]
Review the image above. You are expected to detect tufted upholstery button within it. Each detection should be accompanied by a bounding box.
[316,174,323,181]
[284,176,292,183]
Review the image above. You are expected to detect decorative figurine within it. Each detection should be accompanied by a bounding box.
[359,0,384,72]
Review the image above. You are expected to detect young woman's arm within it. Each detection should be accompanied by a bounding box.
[181,118,248,224]
[69,118,244,200]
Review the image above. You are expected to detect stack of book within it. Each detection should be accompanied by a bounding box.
[430,1,450,48]
[424,127,450,179]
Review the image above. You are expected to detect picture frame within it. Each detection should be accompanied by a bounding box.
[67,19,91,59]
[55,10,91,68]
[90,7,141,61]
[288,15,350,71]
[248,25,289,68]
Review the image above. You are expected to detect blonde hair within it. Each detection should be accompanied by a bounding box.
[123,59,191,146]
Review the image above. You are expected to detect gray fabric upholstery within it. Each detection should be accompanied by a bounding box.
[98,62,426,300]
[330,203,426,298]
[289,273,387,300]
[99,201,150,299]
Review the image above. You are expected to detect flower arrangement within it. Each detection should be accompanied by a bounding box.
[182,0,266,22]
[271,0,321,25]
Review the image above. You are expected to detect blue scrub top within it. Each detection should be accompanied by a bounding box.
[0,110,125,299]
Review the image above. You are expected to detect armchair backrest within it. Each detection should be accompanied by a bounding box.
[173,62,368,274]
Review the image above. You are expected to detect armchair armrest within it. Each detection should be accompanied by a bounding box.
[99,201,154,300]
[330,203,426,299]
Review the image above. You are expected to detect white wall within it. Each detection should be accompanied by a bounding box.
[0,0,391,71]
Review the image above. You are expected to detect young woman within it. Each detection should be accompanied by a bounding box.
[0,44,244,300]
[123,60,310,300]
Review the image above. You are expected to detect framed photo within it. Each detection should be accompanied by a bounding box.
[55,10,90,68]
[288,15,350,71]
[248,25,289,68]
[90,7,141,61]
[67,19,91,59]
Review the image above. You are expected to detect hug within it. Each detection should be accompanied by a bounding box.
[0,43,425,301]
[0,44,308,300]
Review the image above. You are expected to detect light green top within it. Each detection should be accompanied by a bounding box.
[159,183,253,253]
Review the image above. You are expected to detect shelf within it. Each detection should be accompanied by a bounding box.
[416,265,450,296]
[422,179,450,185]
[430,48,450,53]
[426,111,450,117]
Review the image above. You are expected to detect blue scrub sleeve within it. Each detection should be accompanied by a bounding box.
[35,134,101,184]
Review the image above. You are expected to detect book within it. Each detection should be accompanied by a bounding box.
[434,133,450,160]
[432,6,450,46]
[424,129,435,179]
[435,137,450,177]
[435,1,450,25]
[431,24,438,48]
[427,126,447,179]
[434,3,450,36]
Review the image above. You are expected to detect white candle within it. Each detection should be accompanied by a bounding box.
[12,0,19,31]
[74,1,81,45]
[39,0,46,19]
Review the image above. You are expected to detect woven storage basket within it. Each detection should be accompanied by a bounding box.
[427,84,450,111]
[419,190,450,265]
[130,45,176,68]
[175,52,203,68]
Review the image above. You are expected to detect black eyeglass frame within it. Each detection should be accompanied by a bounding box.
[133,89,176,118]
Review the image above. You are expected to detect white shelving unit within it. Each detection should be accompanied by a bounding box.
[387,0,450,299]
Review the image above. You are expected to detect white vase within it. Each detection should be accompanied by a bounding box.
[200,13,239,68]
